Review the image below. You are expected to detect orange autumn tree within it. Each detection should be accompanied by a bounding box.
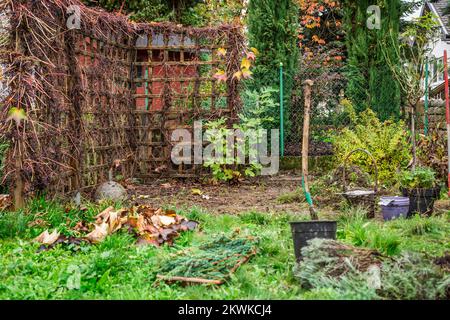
[292,0,347,141]
[298,0,345,70]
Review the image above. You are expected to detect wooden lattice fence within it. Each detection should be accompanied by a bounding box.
[0,0,244,206]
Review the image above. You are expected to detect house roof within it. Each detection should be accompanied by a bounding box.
[423,0,450,35]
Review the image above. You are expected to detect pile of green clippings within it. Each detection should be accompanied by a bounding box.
[295,239,450,300]
[157,235,258,285]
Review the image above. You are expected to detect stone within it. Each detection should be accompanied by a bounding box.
[95,181,128,202]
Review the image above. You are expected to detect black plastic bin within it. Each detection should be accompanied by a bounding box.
[401,186,441,216]
[290,221,337,261]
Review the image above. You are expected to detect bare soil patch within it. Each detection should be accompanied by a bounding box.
[128,174,313,215]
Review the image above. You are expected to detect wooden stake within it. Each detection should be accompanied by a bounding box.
[302,80,318,220]
[156,275,224,285]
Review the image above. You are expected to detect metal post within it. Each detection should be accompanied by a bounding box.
[279,62,284,157]
[424,58,429,136]
[444,50,450,196]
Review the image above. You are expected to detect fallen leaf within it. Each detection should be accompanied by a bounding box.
[150,215,160,227]
[165,209,177,217]
[35,229,60,245]
[95,206,114,220]
[144,224,159,234]
[73,221,89,233]
[127,216,138,228]
[138,205,156,217]
[86,222,109,243]
[191,188,203,195]
[136,236,160,247]
[160,228,177,240]
[159,215,176,226]
[108,210,122,233]
[181,220,199,231]
[136,214,147,234]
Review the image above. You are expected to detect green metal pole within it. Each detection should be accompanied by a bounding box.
[425,58,429,136]
[280,62,284,157]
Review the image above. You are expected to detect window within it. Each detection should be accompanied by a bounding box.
[429,59,435,83]
[437,58,444,82]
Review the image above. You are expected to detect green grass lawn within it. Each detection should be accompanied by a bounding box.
[0,199,449,300]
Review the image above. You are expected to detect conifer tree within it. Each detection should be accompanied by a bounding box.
[247,0,300,125]
[343,0,402,120]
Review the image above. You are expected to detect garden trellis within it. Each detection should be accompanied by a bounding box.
[0,0,244,207]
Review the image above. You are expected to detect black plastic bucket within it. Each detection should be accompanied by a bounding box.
[290,221,337,261]
[401,186,441,216]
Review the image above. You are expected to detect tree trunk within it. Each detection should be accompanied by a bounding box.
[411,104,416,170]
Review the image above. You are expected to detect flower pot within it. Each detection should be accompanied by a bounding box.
[290,220,337,261]
[379,196,409,221]
[401,186,441,216]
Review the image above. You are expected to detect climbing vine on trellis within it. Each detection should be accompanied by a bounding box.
[0,0,245,206]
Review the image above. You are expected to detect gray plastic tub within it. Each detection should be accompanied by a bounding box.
[379,196,410,221]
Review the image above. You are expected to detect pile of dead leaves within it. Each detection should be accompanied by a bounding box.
[126,205,199,246]
[34,205,199,250]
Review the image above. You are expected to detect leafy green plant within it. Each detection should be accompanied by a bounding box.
[241,86,279,129]
[398,167,436,189]
[203,90,276,183]
[383,11,439,166]
[332,104,411,187]
[203,118,260,183]
[418,125,448,182]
